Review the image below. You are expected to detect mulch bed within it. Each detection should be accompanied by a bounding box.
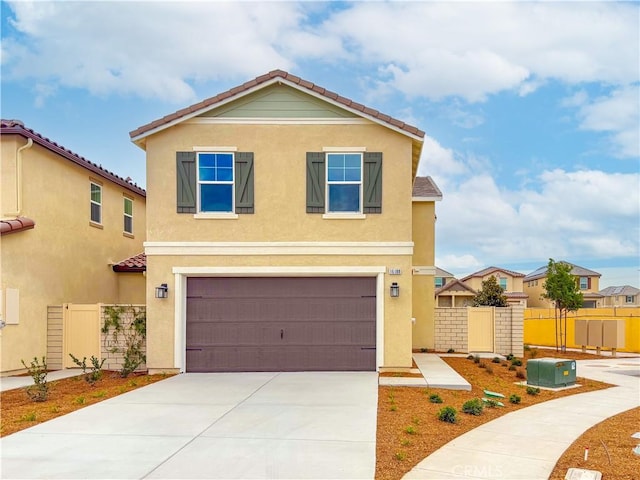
[1,371,172,437]
[375,349,615,479]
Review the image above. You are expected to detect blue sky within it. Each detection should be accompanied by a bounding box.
[2,1,638,288]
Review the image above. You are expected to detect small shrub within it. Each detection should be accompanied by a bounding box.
[75,396,86,405]
[516,369,526,380]
[438,406,458,423]
[485,364,494,374]
[20,412,37,422]
[478,361,487,369]
[466,354,474,360]
[21,357,49,402]
[473,355,481,364]
[508,365,516,371]
[462,398,484,416]
[395,451,407,461]
[447,348,455,353]
[523,344,531,352]
[485,398,500,408]
[390,405,398,412]
[92,390,107,399]
[401,439,412,447]
[526,386,541,396]
[412,417,421,425]
[529,348,539,359]
[49,405,60,413]
[405,426,417,435]
[429,393,443,404]
[69,354,106,385]
[420,347,428,353]
[492,357,501,364]
[128,379,138,387]
[511,358,523,367]
[506,353,514,361]
[509,394,521,404]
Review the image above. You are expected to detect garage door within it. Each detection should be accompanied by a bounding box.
[186,277,376,372]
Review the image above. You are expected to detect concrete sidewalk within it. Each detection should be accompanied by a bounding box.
[379,354,472,390]
[0,369,82,392]
[403,357,640,479]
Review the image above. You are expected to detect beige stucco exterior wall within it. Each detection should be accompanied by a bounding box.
[1,136,146,373]
[116,274,146,304]
[143,121,418,371]
[525,276,601,308]
[464,273,524,293]
[411,201,437,349]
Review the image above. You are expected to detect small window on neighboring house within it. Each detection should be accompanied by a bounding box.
[579,277,589,290]
[123,197,133,234]
[90,182,102,224]
[626,295,635,303]
[499,278,507,290]
[435,277,444,288]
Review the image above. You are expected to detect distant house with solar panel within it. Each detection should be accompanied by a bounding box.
[599,285,640,307]
[523,262,603,308]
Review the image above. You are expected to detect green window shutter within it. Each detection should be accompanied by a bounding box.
[306,152,325,213]
[363,152,382,213]
[235,152,254,214]
[176,152,196,213]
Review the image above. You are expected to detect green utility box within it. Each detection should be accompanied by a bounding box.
[526,358,577,388]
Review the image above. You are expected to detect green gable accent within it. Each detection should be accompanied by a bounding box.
[199,85,358,119]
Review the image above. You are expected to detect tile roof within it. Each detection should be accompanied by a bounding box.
[435,279,477,296]
[1,119,146,197]
[524,262,601,281]
[600,285,640,296]
[0,217,35,236]
[412,176,443,199]
[460,266,526,281]
[112,252,146,272]
[130,69,425,141]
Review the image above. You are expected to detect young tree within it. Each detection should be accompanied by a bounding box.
[473,275,508,307]
[542,259,583,352]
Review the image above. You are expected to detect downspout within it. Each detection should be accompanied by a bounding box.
[4,137,33,218]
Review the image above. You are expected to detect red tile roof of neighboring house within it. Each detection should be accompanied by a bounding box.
[112,252,146,272]
[504,292,529,299]
[412,176,442,199]
[0,217,35,236]
[130,69,425,142]
[460,266,525,282]
[1,119,146,197]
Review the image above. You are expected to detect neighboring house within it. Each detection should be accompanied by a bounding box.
[130,69,441,373]
[599,285,640,307]
[0,120,146,375]
[434,267,455,289]
[524,262,603,308]
[460,266,529,307]
[435,279,476,307]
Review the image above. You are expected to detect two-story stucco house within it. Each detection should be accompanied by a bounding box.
[599,285,640,307]
[130,70,441,373]
[0,120,146,374]
[460,266,528,306]
[524,262,603,308]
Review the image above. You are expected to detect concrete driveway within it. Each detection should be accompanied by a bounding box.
[0,372,378,479]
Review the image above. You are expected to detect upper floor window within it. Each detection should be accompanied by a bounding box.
[198,153,234,212]
[176,151,254,215]
[499,277,507,290]
[579,277,589,290]
[90,182,102,224]
[626,295,635,303]
[435,277,445,288]
[123,197,133,234]
[326,153,362,213]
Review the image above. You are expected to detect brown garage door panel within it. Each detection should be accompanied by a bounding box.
[186,277,376,372]
[187,346,376,372]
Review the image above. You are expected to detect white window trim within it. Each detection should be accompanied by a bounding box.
[194,213,239,220]
[326,152,363,214]
[192,146,237,152]
[197,152,235,214]
[579,277,588,290]
[322,213,366,220]
[123,197,133,234]
[90,182,102,224]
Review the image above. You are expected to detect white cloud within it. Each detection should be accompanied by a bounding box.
[436,254,483,271]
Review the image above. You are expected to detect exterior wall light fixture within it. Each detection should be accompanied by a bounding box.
[390,282,400,298]
[155,283,168,299]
